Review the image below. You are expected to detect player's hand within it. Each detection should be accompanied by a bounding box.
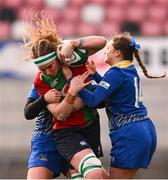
[62,66,73,80]
[73,97,85,111]
[44,89,61,104]
[86,60,96,75]
[59,41,74,62]
[68,71,91,96]
[56,45,67,65]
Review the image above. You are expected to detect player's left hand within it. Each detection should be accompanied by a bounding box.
[86,60,96,75]
[68,71,91,96]
[62,66,73,80]
[59,41,74,61]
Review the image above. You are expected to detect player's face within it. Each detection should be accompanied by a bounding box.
[39,59,61,77]
[104,41,116,65]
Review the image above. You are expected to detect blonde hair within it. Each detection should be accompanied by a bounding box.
[24,13,61,59]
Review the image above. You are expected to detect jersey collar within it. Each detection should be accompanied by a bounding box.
[112,60,133,68]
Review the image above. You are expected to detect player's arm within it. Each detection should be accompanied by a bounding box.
[70,36,106,55]
[24,84,47,120]
[68,69,124,108]
[24,96,47,120]
[46,96,85,121]
[60,36,106,59]
[24,84,61,120]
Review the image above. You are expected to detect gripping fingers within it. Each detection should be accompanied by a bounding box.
[79,71,90,82]
[83,80,91,87]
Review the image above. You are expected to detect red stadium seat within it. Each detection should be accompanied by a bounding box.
[110,0,131,7]
[98,22,120,37]
[69,0,86,8]
[77,22,97,36]
[63,6,81,23]
[153,0,168,6]
[2,0,23,9]
[141,21,163,36]
[89,0,108,6]
[57,21,76,38]
[0,21,11,40]
[25,0,44,9]
[126,6,147,23]
[106,5,125,23]
[147,5,167,22]
[132,0,152,7]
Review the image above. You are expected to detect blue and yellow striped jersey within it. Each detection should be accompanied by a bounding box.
[79,60,147,116]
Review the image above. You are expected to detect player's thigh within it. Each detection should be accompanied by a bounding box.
[27,167,53,179]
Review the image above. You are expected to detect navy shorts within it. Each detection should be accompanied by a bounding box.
[109,118,157,169]
[53,115,103,161]
[28,133,69,178]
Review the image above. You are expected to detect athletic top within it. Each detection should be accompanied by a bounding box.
[78,60,148,130]
[34,50,98,129]
[25,85,54,136]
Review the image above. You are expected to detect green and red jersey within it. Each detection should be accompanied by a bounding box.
[34,64,98,129]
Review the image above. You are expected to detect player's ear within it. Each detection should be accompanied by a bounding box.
[114,49,121,57]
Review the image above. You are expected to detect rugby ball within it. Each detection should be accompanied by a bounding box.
[57,48,88,67]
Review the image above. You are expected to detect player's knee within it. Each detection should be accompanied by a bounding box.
[79,153,104,178]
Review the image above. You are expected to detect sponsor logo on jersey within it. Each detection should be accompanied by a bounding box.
[80,141,87,146]
[39,153,48,161]
[99,81,110,89]
[50,79,58,88]
[91,80,98,85]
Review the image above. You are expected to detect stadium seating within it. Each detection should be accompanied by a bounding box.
[63,6,81,23]
[77,22,97,36]
[0,21,11,40]
[132,0,152,7]
[99,21,120,36]
[106,5,125,24]
[141,21,163,36]
[57,21,76,37]
[0,0,168,39]
[2,0,23,9]
[126,6,147,23]
[110,0,131,7]
[81,3,105,24]
[147,4,167,22]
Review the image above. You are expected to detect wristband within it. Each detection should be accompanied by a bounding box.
[65,93,76,104]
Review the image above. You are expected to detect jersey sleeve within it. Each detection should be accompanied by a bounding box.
[90,71,103,83]
[34,71,52,95]
[78,68,124,107]
[27,84,39,99]
[25,82,49,120]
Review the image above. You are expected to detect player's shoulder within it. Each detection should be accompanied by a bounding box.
[34,71,43,85]
[106,66,123,75]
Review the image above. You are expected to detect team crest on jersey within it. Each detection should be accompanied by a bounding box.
[50,79,58,88]
[99,81,110,89]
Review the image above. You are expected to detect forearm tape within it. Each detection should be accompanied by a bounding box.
[65,93,76,104]
[24,96,47,120]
